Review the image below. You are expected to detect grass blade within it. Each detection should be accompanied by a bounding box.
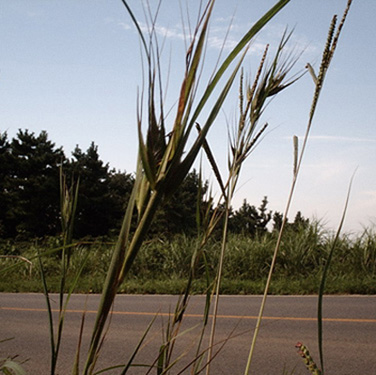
[244,2,352,373]
[119,315,158,375]
[83,161,142,374]
[184,0,291,139]
[317,173,354,374]
[36,248,56,375]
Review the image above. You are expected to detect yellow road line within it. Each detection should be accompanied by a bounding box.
[1,306,376,323]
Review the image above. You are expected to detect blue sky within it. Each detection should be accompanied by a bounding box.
[1,0,375,233]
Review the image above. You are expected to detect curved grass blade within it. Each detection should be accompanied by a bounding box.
[138,117,156,189]
[0,358,26,375]
[72,297,88,375]
[36,248,56,374]
[244,2,352,373]
[117,315,157,375]
[56,251,89,368]
[120,0,149,61]
[164,0,291,186]
[83,1,293,373]
[83,161,142,374]
[166,45,248,195]
[317,174,354,374]
[183,0,291,141]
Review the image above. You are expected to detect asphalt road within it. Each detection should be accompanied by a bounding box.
[1,293,375,375]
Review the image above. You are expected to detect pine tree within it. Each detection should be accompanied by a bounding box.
[107,169,135,233]
[152,170,208,236]
[5,130,65,238]
[230,197,271,236]
[0,132,12,236]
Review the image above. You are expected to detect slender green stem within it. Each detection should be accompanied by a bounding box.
[244,2,352,372]
[83,188,163,374]
[205,195,230,375]
[317,174,354,374]
[37,249,56,375]
[244,172,297,375]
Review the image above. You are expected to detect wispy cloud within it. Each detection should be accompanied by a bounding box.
[115,10,319,61]
[104,16,131,30]
[214,16,235,23]
[206,35,238,51]
[104,17,115,24]
[292,135,376,143]
[147,24,186,41]
[299,159,356,184]
[119,20,188,41]
[118,22,132,30]
[259,24,318,55]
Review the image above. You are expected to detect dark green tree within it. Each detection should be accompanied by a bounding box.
[68,143,134,237]
[272,211,284,232]
[107,169,135,233]
[5,130,65,238]
[0,132,12,236]
[152,170,208,236]
[69,142,112,237]
[272,210,310,233]
[291,211,310,231]
[230,196,272,236]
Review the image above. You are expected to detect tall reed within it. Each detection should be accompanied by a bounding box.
[82,1,293,373]
[244,1,353,373]
[38,169,81,375]
[205,30,301,373]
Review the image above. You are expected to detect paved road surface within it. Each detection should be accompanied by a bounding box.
[1,293,375,374]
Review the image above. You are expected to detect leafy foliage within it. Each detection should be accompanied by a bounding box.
[0,132,135,239]
[230,197,271,236]
[151,169,207,236]
[2,130,64,238]
[1,130,285,240]
[1,221,375,295]
[69,142,118,237]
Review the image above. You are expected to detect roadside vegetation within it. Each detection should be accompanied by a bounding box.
[1,223,375,295]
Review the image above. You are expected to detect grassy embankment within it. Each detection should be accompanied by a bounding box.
[1,223,375,295]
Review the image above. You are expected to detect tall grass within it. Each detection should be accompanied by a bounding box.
[37,169,81,375]
[80,1,299,373]
[244,2,353,373]
[0,0,356,374]
[3,221,375,295]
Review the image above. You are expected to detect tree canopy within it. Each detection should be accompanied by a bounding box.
[0,129,309,240]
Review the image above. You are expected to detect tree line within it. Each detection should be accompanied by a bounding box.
[0,130,308,240]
